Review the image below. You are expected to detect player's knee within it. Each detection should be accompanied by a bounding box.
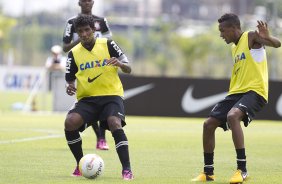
[64,113,82,131]
[203,118,218,132]
[107,116,122,132]
[227,110,241,124]
[65,118,76,131]
[203,120,212,131]
[227,111,243,130]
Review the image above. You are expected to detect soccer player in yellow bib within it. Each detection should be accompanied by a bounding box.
[192,13,281,183]
[63,0,112,151]
[64,14,133,180]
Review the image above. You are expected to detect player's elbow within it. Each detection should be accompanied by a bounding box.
[122,68,131,74]
[127,68,132,74]
[62,45,70,53]
[275,42,281,48]
[272,39,281,48]
[63,47,70,53]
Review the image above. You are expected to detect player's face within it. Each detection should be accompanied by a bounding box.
[218,22,235,44]
[77,25,95,44]
[79,0,94,13]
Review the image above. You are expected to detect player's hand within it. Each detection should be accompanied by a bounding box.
[65,83,76,96]
[106,57,122,67]
[256,20,270,39]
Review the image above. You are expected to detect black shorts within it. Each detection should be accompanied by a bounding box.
[209,91,266,131]
[68,96,126,131]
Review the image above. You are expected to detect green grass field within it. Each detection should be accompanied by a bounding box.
[0,112,282,184]
[0,91,52,111]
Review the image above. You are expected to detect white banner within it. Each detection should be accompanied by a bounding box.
[0,65,46,92]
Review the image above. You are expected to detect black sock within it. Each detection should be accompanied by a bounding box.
[99,126,106,139]
[65,130,83,165]
[236,148,247,172]
[112,129,131,171]
[204,152,214,175]
[91,122,100,140]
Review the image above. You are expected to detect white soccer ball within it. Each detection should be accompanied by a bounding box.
[79,154,104,179]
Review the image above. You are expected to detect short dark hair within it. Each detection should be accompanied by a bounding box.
[74,14,95,30]
[218,13,241,29]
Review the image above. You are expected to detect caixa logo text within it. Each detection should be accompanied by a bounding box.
[4,73,40,90]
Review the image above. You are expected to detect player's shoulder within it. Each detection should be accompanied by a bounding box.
[106,39,115,45]
[70,43,84,54]
[66,15,77,23]
[95,37,108,44]
[92,14,106,21]
[107,39,124,56]
[247,30,257,42]
[247,30,258,38]
[247,30,255,35]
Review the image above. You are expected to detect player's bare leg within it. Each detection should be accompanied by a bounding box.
[227,108,245,149]
[227,108,248,183]
[203,118,220,175]
[191,117,220,181]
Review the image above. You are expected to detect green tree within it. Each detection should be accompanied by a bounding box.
[129,19,185,76]
[0,13,17,64]
[173,24,232,78]
[9,12,65,66]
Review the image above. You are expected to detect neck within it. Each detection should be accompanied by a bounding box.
[81,11,92,15]
[82,39,96,51]
[234,31,243,45]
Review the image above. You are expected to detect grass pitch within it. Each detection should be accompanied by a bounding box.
[0,112,282,184]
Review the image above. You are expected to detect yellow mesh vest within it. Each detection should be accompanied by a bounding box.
[229,31,268,101]
[72,38,124,100]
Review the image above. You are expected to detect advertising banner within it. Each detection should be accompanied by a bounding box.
[1,65,281,120]
[0,65,45,92]
[121,75,282,120]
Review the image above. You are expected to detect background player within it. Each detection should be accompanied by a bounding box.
[45,45,66,91]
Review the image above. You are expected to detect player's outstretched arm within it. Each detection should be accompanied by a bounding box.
[106,57,131,74]
[119,63,131,74]
[253,20,281,48]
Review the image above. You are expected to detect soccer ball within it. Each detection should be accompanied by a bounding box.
[79,154,104,179]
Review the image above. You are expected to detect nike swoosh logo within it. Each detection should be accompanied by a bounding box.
[241,172,248,180]
[276,94,282,117]
[181,86,227,113]
[124,84,154,100]
[239,103,247,109]
[88,73,102,83]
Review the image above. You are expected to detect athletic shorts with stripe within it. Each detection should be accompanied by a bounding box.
[68,95,126,132]
[209,90,266,131]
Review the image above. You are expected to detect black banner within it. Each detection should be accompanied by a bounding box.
[121,75,282,120]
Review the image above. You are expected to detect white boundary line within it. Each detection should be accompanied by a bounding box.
[0,128,63,145]
[0,134,63,144]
